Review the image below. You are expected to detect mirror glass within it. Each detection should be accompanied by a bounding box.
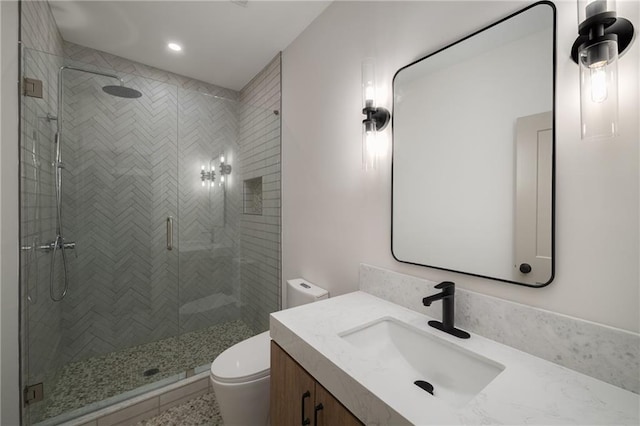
[392,2,555,287]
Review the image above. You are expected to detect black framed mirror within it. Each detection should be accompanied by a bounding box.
[391,1,556,287]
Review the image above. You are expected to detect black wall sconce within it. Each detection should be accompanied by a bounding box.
[362,59,391,170]
[571,0,635,139]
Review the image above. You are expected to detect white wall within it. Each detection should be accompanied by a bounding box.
[1,1,20,424]
[282,0,640,332]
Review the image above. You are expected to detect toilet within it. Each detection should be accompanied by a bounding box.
[210,278,329,426]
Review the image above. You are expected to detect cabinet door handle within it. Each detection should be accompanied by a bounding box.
[301,390,311,425]
[313,403,324,425]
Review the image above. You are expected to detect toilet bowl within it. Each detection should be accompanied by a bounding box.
[210,279,328,426]
[210,331,271,425]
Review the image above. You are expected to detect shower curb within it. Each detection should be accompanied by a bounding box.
[38,371,211,426]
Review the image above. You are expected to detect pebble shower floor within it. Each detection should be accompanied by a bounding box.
[31,320,255,423]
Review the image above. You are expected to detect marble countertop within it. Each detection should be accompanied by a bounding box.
[270,291,640,425]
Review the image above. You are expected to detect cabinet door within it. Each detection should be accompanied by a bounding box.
[271,342,316,425]
[314,383,363,426]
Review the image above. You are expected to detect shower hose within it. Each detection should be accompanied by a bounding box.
[50,130,69,302]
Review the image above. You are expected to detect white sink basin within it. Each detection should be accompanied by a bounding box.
[339,317,505,408]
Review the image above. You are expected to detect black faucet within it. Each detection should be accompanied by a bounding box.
[422,281,470,339]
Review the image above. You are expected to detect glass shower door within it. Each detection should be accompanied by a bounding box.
[176,89,253,371]
[175,89,282,373]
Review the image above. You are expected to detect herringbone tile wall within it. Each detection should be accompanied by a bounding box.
[58,43,248,347]
[60,65,182,363]
[21,0,64,57]
[58,62,254,364]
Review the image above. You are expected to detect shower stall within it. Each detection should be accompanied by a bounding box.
[20,47,281,424]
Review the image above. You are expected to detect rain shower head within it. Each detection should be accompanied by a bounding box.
[58,65,143,99]
[102,85,143,99]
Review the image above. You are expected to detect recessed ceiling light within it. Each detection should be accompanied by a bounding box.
[168,43,182,52]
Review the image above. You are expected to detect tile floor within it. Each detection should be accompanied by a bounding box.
[137,392,222,425]
[31,320,255,423]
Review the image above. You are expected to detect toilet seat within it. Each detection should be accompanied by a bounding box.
[210,331,270,384]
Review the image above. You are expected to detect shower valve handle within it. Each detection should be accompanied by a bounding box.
[38,240,76,251]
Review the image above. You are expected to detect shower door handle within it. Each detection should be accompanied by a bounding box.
[166,216,174,251]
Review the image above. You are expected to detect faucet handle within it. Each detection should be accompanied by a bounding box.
[434,281,454,289]
[434,281,455,293]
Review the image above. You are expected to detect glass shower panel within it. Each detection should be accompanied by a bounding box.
[20,47,63,426]
[21,48,181,424]
[176,89,282,372]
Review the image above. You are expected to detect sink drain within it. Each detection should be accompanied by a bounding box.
[143,368,160,377]
[414,380,434,395]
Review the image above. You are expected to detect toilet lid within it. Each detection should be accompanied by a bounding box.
[210,331,270,384]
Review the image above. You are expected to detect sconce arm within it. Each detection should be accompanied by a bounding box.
[571,16,635,63]
[362,106,391,131]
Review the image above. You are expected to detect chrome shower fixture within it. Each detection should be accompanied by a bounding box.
[102,84,142,99]
[218,154,232,185]
[201,163,216,186]
[47,65,143,302]
[59,65,143,100]
[201,154,232,188]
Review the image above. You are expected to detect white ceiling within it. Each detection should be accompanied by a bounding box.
[49,1,331,91]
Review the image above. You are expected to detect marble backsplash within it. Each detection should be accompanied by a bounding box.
[359,264,639,394]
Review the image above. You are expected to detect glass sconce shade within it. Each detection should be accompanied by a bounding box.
[362,60,376,108]
[363,120,381,170]
[361,59,390,170]
[579,38,619,139]
[571,0,634,140]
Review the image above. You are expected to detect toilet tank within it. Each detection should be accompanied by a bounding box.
[286,278,328,308]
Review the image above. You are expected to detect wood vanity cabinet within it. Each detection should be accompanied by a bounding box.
[271,342,363,426]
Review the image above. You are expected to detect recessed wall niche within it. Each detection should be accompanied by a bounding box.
[243,177,263,215]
